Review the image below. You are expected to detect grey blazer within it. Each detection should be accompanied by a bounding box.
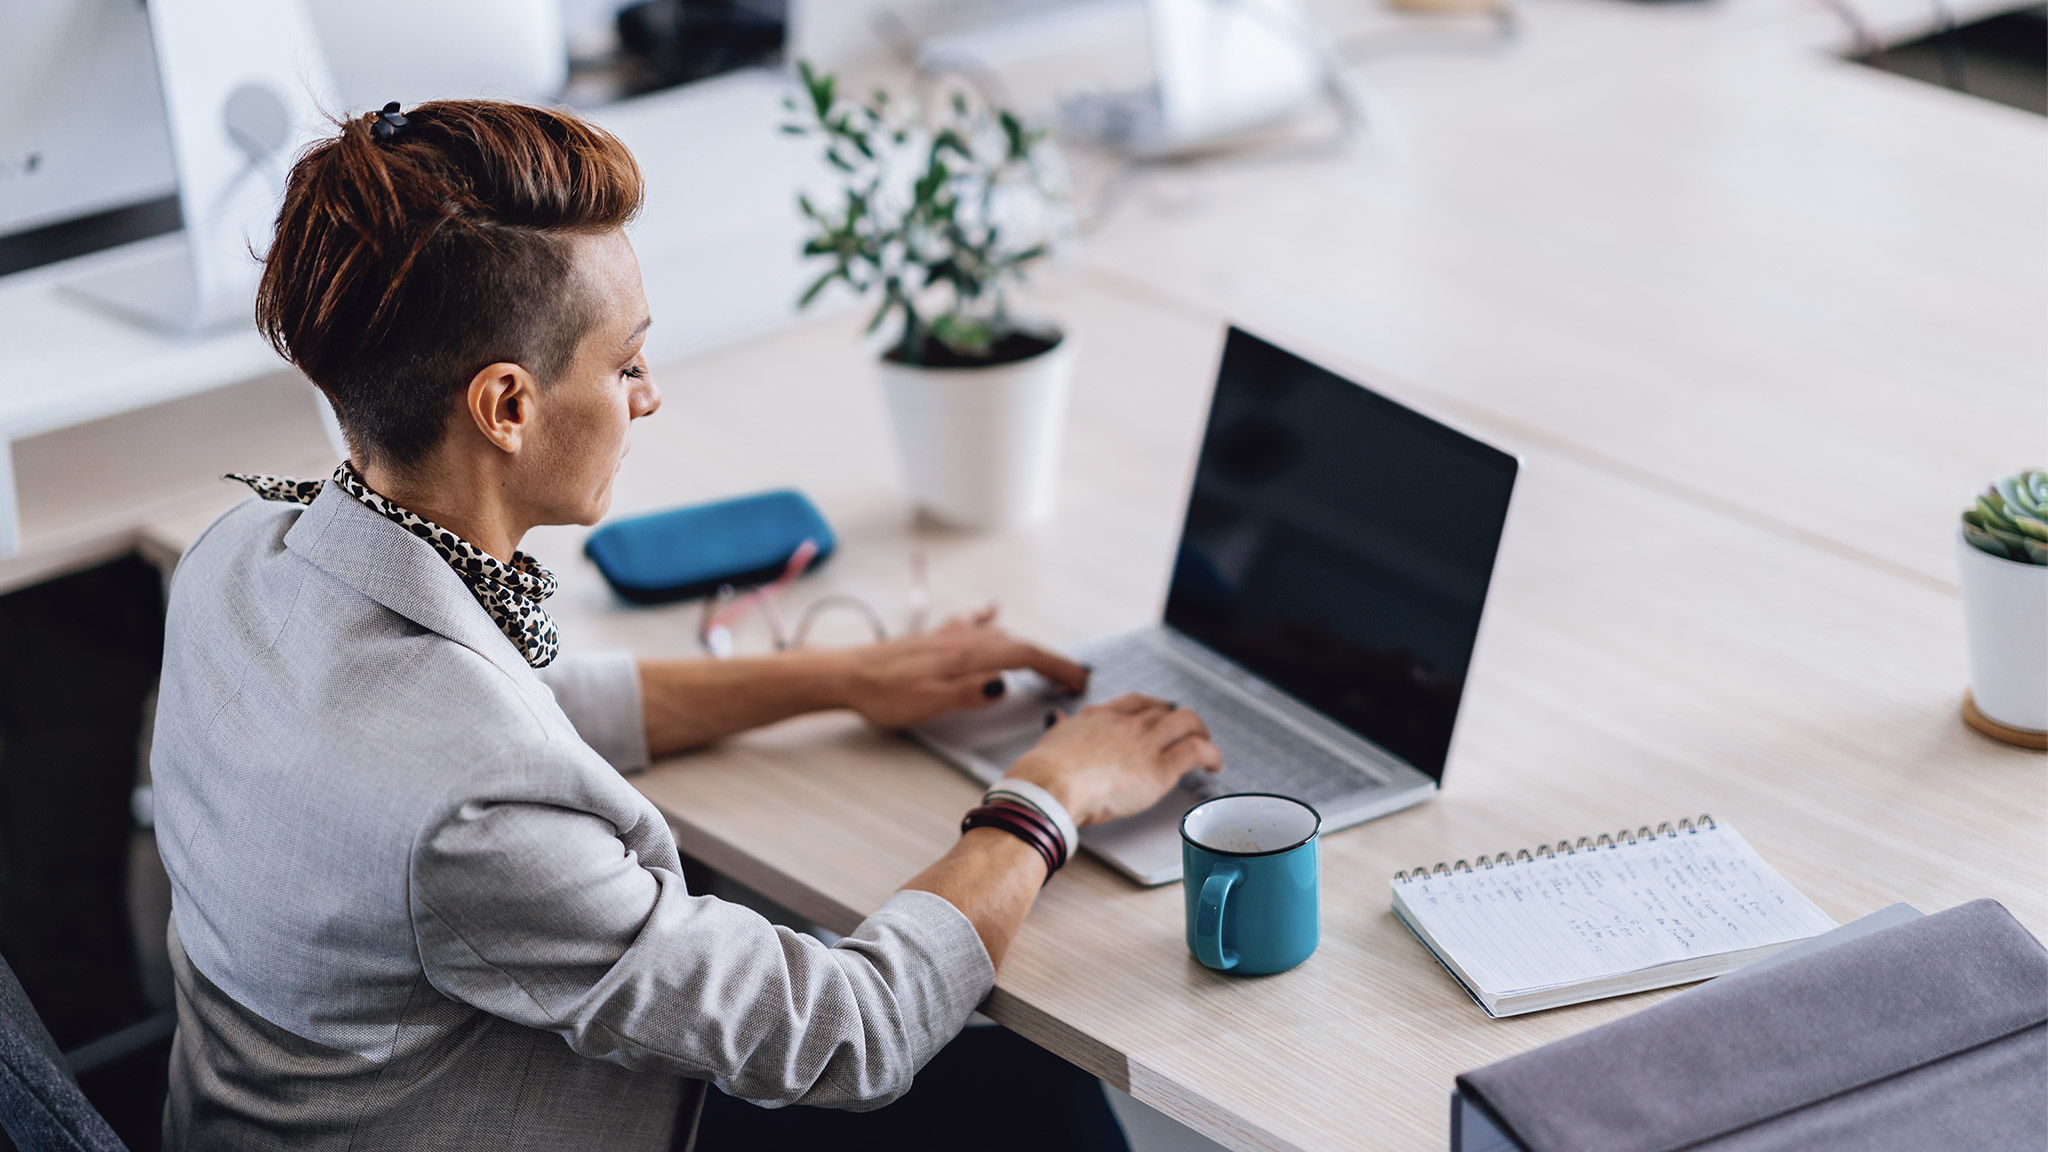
[151,484,994,1151]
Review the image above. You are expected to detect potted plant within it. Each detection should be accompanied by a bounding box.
[784,62,1075,530]
[1958,469,2047,748]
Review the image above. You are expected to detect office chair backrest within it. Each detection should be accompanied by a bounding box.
[0,955,126,1152]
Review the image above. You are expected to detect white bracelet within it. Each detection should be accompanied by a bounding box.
[984,777,1079,861]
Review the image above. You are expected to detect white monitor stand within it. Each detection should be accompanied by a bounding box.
[63,0,336,337]
[1152,0,1326,147]
[1058,0,1358,160]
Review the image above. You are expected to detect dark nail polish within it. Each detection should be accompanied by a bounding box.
[1044,710,1058,728]
[983,678,1006,699]
[1168,700,1180,710]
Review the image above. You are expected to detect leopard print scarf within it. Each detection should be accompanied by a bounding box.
[226,463,560,667]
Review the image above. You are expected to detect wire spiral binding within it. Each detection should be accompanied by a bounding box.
[1391,814,1715,883]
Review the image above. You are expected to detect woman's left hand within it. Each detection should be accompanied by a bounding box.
[823,609,1089,729]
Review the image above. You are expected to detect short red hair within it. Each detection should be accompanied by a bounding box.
[256,100,643,468]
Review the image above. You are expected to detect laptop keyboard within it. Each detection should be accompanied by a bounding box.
[1088,642,1386,807]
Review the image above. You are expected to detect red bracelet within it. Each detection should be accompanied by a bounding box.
[962,804,1064,882]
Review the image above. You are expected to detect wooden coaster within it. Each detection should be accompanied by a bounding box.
[1963,691,2048,750]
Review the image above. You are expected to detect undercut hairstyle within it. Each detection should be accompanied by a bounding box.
[256,100,643,469]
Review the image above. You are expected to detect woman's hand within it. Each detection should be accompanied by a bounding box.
[822,610,1090,730]
[1004,694,1222,827]
[902,692,1221,968]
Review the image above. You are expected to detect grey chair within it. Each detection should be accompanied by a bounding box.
[0,953,126,1152]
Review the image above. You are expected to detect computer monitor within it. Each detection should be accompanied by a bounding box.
[1164,328,1519,781]
[0,0,179,278]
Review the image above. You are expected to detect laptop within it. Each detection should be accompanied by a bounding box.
[913,328,1520,884]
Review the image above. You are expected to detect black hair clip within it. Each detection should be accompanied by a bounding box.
[371,101,411,142]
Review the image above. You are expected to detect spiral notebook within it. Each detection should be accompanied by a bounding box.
[1390,816,1835,1017]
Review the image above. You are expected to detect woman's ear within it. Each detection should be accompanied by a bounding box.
[466,362,541,454]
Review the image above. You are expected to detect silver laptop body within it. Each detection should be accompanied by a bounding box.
[914,327,1519,885]
[912,626,1437,885]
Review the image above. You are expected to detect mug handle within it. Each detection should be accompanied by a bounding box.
[1196,862,1242,971]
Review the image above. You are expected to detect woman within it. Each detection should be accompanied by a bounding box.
[150,100,1219,1150]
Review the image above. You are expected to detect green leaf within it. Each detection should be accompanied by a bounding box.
[1997,475,2039,517]
[930,311,995,357]
[1977,494,2019,531]
[2014,514,2048,543]
[797,59,834,119]
[2027,538,2048,565]
[779,123,807,135]
[1985,523,2031,554]
[1964,523,2014,560]
[797,268,840,309]
[914,161,949,206]
[865,296,895,335]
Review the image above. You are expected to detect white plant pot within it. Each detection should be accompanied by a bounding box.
[1957,529,2048,733]
[878,335,1075,530]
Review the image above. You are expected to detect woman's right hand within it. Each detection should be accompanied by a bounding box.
[1003,693,1223,827]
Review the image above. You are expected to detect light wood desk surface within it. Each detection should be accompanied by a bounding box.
[541,7,2043,1147]
[1063,0,2047,593]
[47,1,2042,1147]
[547,271,2042,1152]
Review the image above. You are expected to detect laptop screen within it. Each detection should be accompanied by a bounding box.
[1163,329,1518,782]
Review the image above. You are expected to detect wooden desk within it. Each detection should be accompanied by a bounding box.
[535,10,2044,1149]
[534,274,2042,1151]
[1065,0,2048,592]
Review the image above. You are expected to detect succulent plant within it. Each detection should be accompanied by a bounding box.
[1962,469,2048,565]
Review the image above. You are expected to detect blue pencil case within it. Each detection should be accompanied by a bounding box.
[583,489,835,605]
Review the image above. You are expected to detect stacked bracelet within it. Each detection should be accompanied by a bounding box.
[962,800,1066,882]
[959,777,1080,884]
[983,777,1080,858]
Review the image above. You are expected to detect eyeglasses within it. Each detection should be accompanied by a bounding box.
[696,539,932,659]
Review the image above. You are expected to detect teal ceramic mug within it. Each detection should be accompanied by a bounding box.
[1181,793,1321,975]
